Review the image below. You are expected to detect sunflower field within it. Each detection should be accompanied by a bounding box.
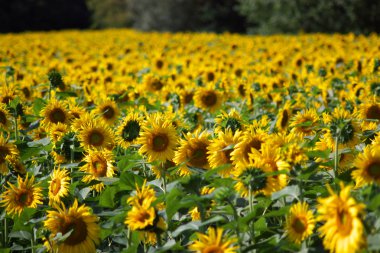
[0,29,380,253]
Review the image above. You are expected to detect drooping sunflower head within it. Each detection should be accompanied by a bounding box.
[94,99,120,125]
[137,113,178,162]
[40,99,70,129]
[323,107,360,148]
[193,86,223,113]
[116,112,143,149]
[44,200,100,253]
[80,149,116,192]
[285,202,315,244]
[289,108,319,138]
[0,103,11,130]
[78,119,115,151]
[207,129,241,177]
[234,164,274,197]
[215,109,244,134]
[127,180,157,208]
[48,167,71,206]
[0,175,43,216]
[353,144,380,187]
[188,227,238,253]
[0,136,20,175]
[230,128,269,170]
[317,183,366,253]
[173,129,211,176]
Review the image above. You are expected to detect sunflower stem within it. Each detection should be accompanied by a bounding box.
[227,199,243,253]
[3,218,7,247]
[14,115,19,142]
[333,135,339,177]
[162,162,167,194]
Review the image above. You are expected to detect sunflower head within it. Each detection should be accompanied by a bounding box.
[285,202,315,244]
[194,86,223,113]
[188,227,238,253]
[44,200,100,253]
[0,175,43,216]
[40,99,70,129]
[94,99,119,125]
[317,183,366,253]
[117,112,143,149]
[48,167,71,206]
[0,103,11,129]
[78,119,115,151]
[137,113,178,162]
[353,145,380,187]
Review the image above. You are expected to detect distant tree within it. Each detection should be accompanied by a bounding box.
[86,0,132,28]
[238,0,380,34]
[0,0,90,33]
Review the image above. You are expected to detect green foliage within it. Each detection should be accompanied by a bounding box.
[238,0,380,34]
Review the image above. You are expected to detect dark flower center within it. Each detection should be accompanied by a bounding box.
[49,108,66,123]
[202,92,217,107]
[0,111,7,125]
[88,130,105,146]
[152,134,169,152]
[102,106,115,119]
[61,218,88,246]
[189,143,208,168]
[366,105,380,121]
[280,109,289,129]
[292,217,307,233]
[92,159,107,177]
[367,161,380,179]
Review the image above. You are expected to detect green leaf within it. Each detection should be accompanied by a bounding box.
[172,222,200,237]
[254,217,267,232]
[119,171,144,190]
[99,186,118,208]
[8,230,32,240]
[32,98,47,115]
[271,185,300,200]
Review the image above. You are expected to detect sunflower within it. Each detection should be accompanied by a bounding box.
[48,122,69,144]
[125,203,156,231]
[80,149,116,192]
[127,180,156,207]
[173,129,211,176]
[322,107,361,149]
[0,175,43,216]
[142,74,165,93]
[214,109,244,134]
[77,119,114,151]
[249,143,290,193]
[353,144,380,187]
[234,158,277,197]
[289,109,319,138]
[44,200,100,253]
[48,167,71,206]
[317,183,366,253]
[276,101,293,132]
[193,86,223,113]
[0,136,19,174]
[285,202,315,244]
[188,227,238,253]
[230,128,269,170]
[40,99,71,129]
[94,99,120,125]
[137,113,178,162]
[207,129,241,177]
[116,112,143,149]
[359,99,380,130]
[0,103,11,130]
[0,85,16,105]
